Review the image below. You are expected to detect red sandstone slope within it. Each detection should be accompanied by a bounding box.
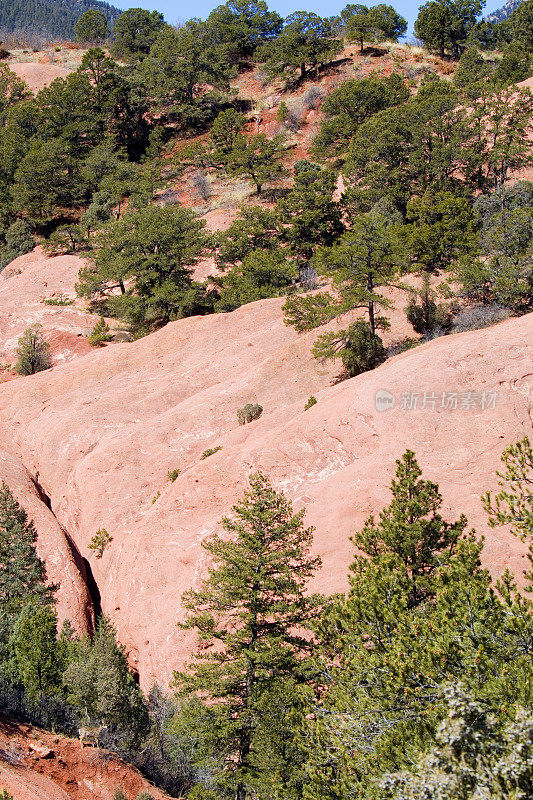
[0,247,98,372]
[0,298,530,689]
[0,716,169,800]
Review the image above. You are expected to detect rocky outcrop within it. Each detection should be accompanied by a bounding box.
[9,63,72,93]
[0,715,169,800]
[0,447,93,635]
[0,247,98,373]
[0,293,530,689]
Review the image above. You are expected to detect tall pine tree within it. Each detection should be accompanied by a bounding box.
[0,482,55,616]
[303,451,533,800]
[174,472,323,800]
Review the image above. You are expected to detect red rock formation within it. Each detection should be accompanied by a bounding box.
[0,293,530,689]
[0,447,92,635]
[0,716,170,800]
[0,248,98,368]
[9,62,72,93]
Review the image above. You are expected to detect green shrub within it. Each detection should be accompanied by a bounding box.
[304,395,317,410]
[167,468,181,482]
[201,446,222,459]
[187,786,217,800]
[88,317,112,347]
[14,325,51,376]
[88,528,113,559]
[341,321,387,378]
[0,220,34,270]
[237,403,263,425]
[405,274,452,338]
[41,294,74,306]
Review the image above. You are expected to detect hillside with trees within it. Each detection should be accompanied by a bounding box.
[0,0,531,798]
[0,0,121,41]
[487,0,525,21]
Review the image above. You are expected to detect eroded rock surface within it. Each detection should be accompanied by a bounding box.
[0,247,98,371]
[0,298,530,688]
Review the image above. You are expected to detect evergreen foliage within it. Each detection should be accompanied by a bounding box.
[312,72,409,158]
[302,450,533,799]
[175,472,323,800]
[74,9,109,42]
[453,47,492,97]
[344,4,407,52]
[494,40,532,85]
[111,7,166,61]
[277,160,344,279]
[381,684,533,799]
[507,0,533,52]
[483,435,533,586]
[259,12,342,83]
[210,116,287,194]
[342,321,386,376]
[76,205,211,332]
[456,182,533,308]
[14,325,51,375]
[206,0,283,60]
[309,210,404,337]
[0,220,33,270]
[136,24,234,130]
[405,190,479,271]
[12,602,64,702]
[216,250,296,312]
[405,273,452,337]
[0,0,120,41]
[64,616,149,753]
[0,482,55,616]
[415,0,485,59]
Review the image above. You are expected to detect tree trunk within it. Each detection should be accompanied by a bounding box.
[367,271,375,335]
[235,782,247,800]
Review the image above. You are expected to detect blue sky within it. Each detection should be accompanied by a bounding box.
[113,0,506,35]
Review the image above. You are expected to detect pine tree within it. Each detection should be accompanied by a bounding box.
[483,436,533,587]
[75,9,109,43]
[12,602,63,702]
[303,451,532,800]
[277,160,344,281]
[381,684,533,800]
[259,12,341,83]
[174,472,323,800]
[345,4,407,53]
[218,131,287,195]
[63,616,149,753]
[0,482,56,616]
[14,325,51,376]
[309,210,404,336]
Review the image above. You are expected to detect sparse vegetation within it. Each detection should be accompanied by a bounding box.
[14,325,51,375]
[41,294,75,306]
[88,527,113,558]
[237,402,263,424]
[88,316,112,346]
[200,446,222,459]
[1,2,533,797]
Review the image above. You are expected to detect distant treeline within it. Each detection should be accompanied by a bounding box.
[0,0,121,42]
